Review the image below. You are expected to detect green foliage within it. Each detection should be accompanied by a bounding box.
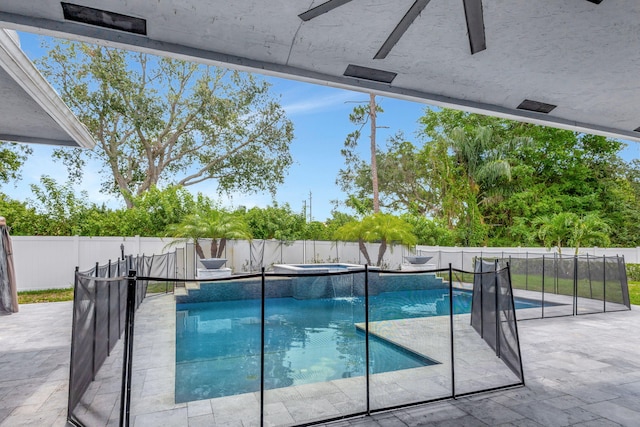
[0,142,31,184]
[534,212,610,255]
[334,213,416,265]
[0,194,43,235]
[243,203,306,240]
[37,40,294,208]
[166,208,251,258]
[626,264,640,282]
[401,215,455,246]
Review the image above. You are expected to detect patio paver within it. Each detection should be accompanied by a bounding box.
[1,298,639,426]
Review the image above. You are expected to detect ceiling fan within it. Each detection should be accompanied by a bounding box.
[298,0,487,59]
[299,0,604,59]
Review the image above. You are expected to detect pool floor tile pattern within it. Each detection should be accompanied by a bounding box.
[1,295,640,426]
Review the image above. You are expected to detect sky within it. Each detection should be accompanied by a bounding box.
[5,31,430,222]
[5,32,640,222]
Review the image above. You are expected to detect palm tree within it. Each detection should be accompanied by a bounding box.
[448,126,513,204]
[166,209,251,259]
[335,213,416,266]
[166,213,209,258]
[533,212,577,255]
[534,212,610,255]
[202,210,252,258]
[569,213,610,255]
[334,219,373,265]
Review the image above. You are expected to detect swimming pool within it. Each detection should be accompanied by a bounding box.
[175,288,540,402]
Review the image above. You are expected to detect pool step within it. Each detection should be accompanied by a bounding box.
[186,281,201,291]
[174,286,188,297]
[174,281,201,298]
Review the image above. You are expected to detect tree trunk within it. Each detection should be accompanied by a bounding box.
[370,93,380,213]
[195,240,205,259]
[210,239,218,259]
[376,238,387,266]
[217,238,227,258]
[359,239,372,265]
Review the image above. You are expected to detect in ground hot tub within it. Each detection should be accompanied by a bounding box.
[272,263,364,274]
[271,263,365,299]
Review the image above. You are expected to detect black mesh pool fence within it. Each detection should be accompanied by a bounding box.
[471,260,524,382]
[69,262,529,426]
[490,254,630,319]
[68,251,177,427]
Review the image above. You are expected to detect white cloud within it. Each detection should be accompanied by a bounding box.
[282,91,361,116]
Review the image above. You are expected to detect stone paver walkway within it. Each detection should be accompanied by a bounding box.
[1,300,639,426]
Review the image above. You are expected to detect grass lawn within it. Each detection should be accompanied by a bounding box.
[16,282,174,304]
[629,281,640,306]
[18,288,74,304]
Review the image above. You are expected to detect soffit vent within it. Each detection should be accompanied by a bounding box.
[61,3,147,35]
[344,64,397,84]
[517,99,557,114]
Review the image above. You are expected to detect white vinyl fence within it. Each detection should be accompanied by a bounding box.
[9,235,640,290]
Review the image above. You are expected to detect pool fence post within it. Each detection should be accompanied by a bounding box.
[553,252,562,295]
[448,263,455,399]
[364,264,370,415]
[494,259,500,358]
[525,252,528,290]
[479,260,484,338]
[541,255,546,319]
[260,267,265,427]
[107,260,112,356]
[92,262,99,381]
[506,261,526,386]
[603,255,606,313]
[120,269,137,427]
[67,267,79,423]
[573,255,578,316]
[586,254,593,299]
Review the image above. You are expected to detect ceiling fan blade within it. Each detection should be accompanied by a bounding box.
[298,0,356,21]
[463,0,486,54]
[374,0,433,60]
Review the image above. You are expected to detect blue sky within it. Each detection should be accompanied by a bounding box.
[6,32,640,222]
[6,32,429,222]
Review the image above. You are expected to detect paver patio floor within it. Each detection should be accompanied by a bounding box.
[1,298,639,426]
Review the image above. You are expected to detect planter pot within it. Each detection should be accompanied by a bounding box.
[404,256,433,265]
[200,258,227,269]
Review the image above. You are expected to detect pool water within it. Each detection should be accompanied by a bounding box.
[175,288,538,402]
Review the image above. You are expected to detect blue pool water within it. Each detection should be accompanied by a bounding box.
[176,288,539,402]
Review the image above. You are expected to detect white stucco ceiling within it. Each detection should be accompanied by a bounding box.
[0,0,638,142]
[0,29,94,148]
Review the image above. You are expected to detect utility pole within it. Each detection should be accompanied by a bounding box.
[302,199,307,222]
[370,93,380,213]
[309,191,313,222]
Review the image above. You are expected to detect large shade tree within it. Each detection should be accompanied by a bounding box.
[37,41,294,208]
[0,142,31,184]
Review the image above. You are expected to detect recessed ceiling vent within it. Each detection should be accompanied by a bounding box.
[517,99,557,114]
[61,3,147,35]
[344,65,397,84]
